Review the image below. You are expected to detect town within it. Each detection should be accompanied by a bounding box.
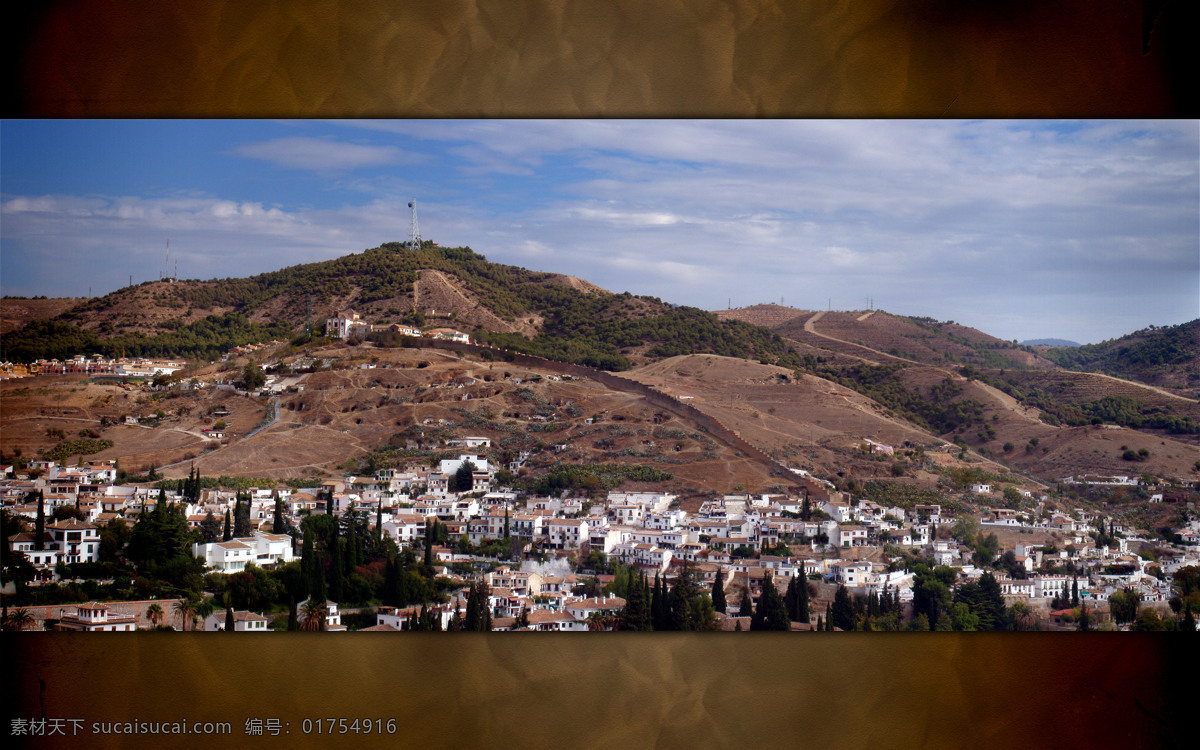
[3,426,1197,632]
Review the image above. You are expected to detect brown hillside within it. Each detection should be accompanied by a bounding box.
[0,298,84,335]
[546,274,609,295]
[622,354,1009,485]
[773,310,1057,370]
[714,304,807,329]
[59,280,238,336]
[0,343,789,495]
[414,269,541,336]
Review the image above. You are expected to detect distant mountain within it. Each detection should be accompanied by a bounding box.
[1021,338,1080,348]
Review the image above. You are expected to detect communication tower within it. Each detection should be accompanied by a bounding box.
[405,200,423,251]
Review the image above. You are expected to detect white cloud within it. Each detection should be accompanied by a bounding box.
[231,136,417,171]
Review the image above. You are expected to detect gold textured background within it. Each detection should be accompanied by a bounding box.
[6,0,1194,115]
[3,633,1188,748]
[3,1,1192,745]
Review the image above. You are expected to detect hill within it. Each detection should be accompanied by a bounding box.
[1,243,803,372]
[0,297,83,335]
[718,306,1058,371]
[1036,320,1200,394]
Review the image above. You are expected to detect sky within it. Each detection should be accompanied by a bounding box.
[1,119,1196,345]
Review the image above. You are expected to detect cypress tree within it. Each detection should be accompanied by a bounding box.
[424,520,434,567]
[831,584,855,631]
[798,576,810,623]
[479,580,492,631]
[1071,576,1079,607]
[330,538,344,603]
[738,588,754,618]
[273,489,285,534]
[375,503,383,546]
[465,582,480,630]
[225,606,235,632]
[223,509,232,541]
[34,490,46,551]
[651,574,668,630]
[711,573,727,614]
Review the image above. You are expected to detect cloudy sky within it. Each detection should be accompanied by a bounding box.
[2,119,1196,344]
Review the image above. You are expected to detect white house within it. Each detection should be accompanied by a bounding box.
[55,603,138,632]
[204,610,271,632]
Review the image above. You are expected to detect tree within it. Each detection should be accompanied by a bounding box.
[34,491,46,551]
[752,574,790,631]
[737,587,754,618]
[830,584,856,631]
[233,493,252,538]
[1109,587,1142,625]
[785,575,809,624]
[4,608,36,632]
[272,490,286,534]
[146,603,165,629]
[173,598,197,631]
[711,573,727,614]
[199,511,222,543]
[242,363,267,391]
[301,598,327,631]
[223,510,232,541]
[451,460,477,494]
[1008,600,1036,631]
[620,571,652,631]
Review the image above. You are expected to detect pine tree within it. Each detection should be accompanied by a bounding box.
[711,573,727,614]
[200,510,222,543]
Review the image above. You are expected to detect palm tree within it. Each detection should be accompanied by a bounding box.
[173,598,196,631]
[4,608,36,631]
[300,598,327,631]
[146,603,164,629]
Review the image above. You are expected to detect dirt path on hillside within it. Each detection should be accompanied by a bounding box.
[1083,371,1196,403]
[803,311,920,366]
[803,313,1045,425]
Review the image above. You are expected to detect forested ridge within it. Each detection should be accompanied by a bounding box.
[1,243,807,370]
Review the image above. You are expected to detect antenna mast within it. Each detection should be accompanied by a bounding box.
[405,200,423,251]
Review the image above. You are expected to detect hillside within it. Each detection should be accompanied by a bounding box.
[0,297,83,335]
[1037,320,1200,394]
[718,306,1058,371]
[1,244,804,372]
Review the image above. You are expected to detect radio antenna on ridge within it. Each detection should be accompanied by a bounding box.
[405,200,423,251]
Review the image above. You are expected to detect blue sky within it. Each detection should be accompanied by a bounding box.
[2,119,1196,345]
